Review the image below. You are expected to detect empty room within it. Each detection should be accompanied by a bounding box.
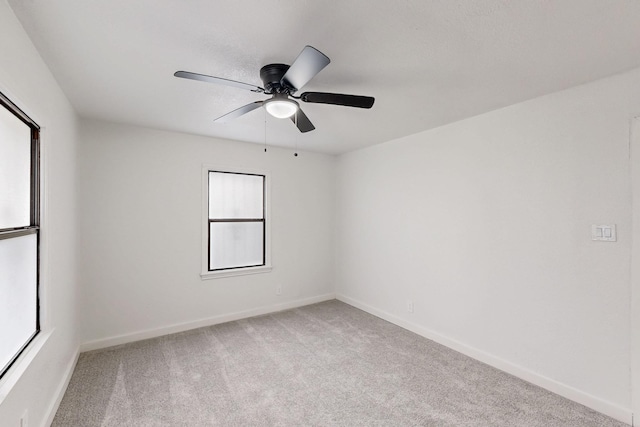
[1,1,640,426]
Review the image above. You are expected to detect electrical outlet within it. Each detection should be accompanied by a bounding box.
[20,410,28,427]
[276,285,282,296]
[406,300,414,313]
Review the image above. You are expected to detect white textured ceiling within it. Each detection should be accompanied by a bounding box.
[8,0,640,154]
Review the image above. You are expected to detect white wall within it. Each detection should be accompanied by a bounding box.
[632,118,640,420]
[78,120,336,347]
[0,1,80,426]
[335,68,640,423]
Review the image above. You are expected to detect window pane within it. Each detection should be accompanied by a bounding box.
[209,172,263,219]
[0,233,37,371]
[0,106,31,230]
[210,222,264,270]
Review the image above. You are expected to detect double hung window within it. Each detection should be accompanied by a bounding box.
[0,91,40,380]
[203,169,270,278]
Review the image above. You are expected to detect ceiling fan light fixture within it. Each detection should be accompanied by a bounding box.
[264,97,299,119]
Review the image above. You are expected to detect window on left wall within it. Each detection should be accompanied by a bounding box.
[0,91,40,381]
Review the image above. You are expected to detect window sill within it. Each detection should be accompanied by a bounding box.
[201,265,272,280]
[0,329,53,403]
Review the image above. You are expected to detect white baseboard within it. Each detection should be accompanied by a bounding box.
[80,293,336,353]
[43,346,79,427]
[336,294,633,426]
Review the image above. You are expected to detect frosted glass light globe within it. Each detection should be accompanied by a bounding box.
[265,98,298,119]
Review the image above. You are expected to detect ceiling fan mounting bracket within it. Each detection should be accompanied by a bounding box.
[260,63,292,94]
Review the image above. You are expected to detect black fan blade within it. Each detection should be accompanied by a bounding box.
[280,46,330,92]
[300,92,374,109]
[290,108,315,133]
[214,101,264,123]
[175,71,264,93]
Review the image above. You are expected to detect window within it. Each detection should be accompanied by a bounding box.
[202,168,271,278]
[0,91,40,380]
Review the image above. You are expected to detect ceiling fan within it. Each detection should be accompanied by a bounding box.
[174,45,375,133]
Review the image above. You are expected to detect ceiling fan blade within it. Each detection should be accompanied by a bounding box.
[290,108,315,133]
[213,101,264,123]
[280,46,330,93]
[300,92,375,109]
[175,71,264,93]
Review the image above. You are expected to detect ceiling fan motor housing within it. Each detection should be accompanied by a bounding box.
[260,63,291,94]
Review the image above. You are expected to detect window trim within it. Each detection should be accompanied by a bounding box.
[201,165,272,279]
[0,90,41,381]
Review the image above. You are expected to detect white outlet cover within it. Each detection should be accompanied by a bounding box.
[591,224,617,242]
[406,300,414,313]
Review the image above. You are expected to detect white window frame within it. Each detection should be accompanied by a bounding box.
[201,165,272,279]
[0,85,53,403]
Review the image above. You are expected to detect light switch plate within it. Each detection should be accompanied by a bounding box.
[591,224,617,242]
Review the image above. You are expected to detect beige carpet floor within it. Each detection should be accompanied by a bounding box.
[52,300,627,426]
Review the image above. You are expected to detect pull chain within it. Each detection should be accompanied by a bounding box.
[294,111,298,157]
[264,108,267,152]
